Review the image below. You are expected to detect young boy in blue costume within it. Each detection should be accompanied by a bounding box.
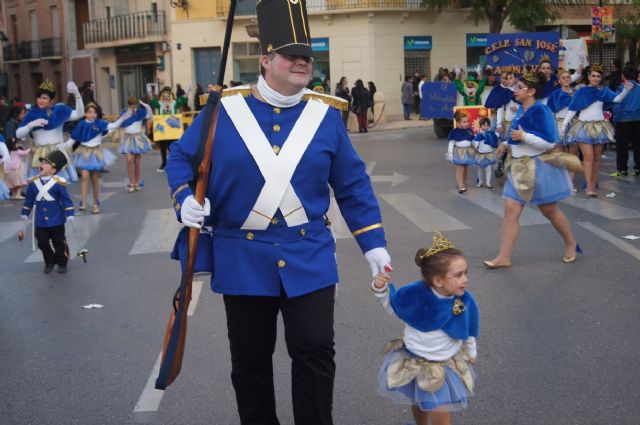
[20,150,75,273]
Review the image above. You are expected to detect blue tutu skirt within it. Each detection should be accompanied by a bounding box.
[0,177,10,200]
[119,133,152,155]
[75,146,117,171]
[28,144,78,182]
[556,117,577,146]
[476,151,496,168]
[565,120,614,145]
[377,346,474,412]
[504,157,573,205]
[452,146,476,166]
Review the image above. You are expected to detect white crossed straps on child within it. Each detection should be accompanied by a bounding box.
[221,94,329,230]
[34,178,57,201]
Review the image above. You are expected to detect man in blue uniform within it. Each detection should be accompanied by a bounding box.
[166,0,391,423]
[21,150,75,273]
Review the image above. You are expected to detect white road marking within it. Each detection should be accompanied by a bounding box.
[129,209,182,255]
[561,196,640,220]
[380,193,471,232]
[371,172,410,187]
[366,161,376,175]
[24,213,115,263]
[133,281,205,413]
[453,189,548,226]
[326,197,352,240]
[577,222,640,262]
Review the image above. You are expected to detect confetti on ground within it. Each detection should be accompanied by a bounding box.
[622,235,640,240]
[82,304,104,309]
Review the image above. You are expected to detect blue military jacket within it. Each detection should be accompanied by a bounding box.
[167,88,386,297]
[21,176,75,227]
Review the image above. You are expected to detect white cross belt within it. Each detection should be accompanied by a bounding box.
[34,178,56,201]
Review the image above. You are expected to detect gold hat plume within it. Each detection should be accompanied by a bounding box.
[591,63,604,74]
[419,232,456,259]
[38,79,56,93]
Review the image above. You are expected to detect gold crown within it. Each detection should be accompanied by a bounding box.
[556,67,569,76]
[522,69,538,84]
[591,63,604,74]
[38,79,56,93]
[420,232,456,259]
[539,54,551,64]
[85,102,98,111]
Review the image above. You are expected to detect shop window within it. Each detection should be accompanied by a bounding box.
[404,51,431,80]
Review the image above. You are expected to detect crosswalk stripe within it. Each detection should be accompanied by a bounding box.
[561,195,640,220]
[0,220,27,244]
[380,193,471,232]
[24,213,115,263]
[128,209,182,255]
[327,197,352,240]
[577,222,640,262]
[452,189,548,226]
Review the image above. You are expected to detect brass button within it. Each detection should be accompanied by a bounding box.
[271,217,279,225]
[277,260,286,268]
[267,44,273,52]
[175,204,181,211]
[299,228,306,236]
[246,232,254,240]
[273,124,280,132]
[272,145,280,154]
[44,216,49,220]
[273,107,281,114]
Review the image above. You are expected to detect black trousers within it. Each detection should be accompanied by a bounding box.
[614,120,640,172]
[223,285,336,425]
[35,225,68,266]
[158,140,175,168]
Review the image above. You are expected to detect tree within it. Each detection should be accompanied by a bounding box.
[614,2,640,64]
[421,0,585,34]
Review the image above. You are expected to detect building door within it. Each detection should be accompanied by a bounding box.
[194,47,221,88]
[118,65,155,110]
[75,0,89,50]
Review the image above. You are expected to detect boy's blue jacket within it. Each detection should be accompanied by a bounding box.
[21,176,75,227]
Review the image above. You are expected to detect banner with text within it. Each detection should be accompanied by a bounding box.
[485,32,560,71]
[420,82,457,120]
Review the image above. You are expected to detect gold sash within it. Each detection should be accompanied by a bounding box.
[77,145,104,161]
[453,146,475,162]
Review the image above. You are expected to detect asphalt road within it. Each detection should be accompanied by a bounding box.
[1,127,639,425]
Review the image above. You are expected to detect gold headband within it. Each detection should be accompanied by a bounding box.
[522,69,538,84]
[38,79,56,93]
[419,232,456,260]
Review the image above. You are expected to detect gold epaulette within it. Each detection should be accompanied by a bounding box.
[28,175,39,183]
[302,92,349,111]
[199,86,252,105]
[52,175,67,186]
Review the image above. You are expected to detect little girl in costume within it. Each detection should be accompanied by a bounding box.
[372,232,478,425]
[119,96,153,193]
[70,103,131,212]
[473,118,499,188]
[447,111,476,193]
[16,80,84,181]
[4,137,30,199]
[0,138,11,200]
[484,67,518,139]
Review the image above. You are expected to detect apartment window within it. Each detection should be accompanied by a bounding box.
[51,6,60,39]
[29,10,38,41]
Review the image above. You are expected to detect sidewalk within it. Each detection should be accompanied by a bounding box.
[368,116,432,132]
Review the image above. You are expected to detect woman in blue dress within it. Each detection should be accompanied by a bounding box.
[69,103,132,213]
[15,80,84,181]
[484,70,582,269]
[561,64,634,197]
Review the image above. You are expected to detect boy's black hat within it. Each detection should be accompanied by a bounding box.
[257,0,314,58]
[40,150,68,171]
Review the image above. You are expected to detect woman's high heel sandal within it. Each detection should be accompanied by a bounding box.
[134,183,141,191]
[92,205,100,214]
[562,244,583,263]
[127,184,134,193]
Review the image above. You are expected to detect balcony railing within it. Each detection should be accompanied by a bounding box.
[2,38,63,62]
[216,0,424,17]
[83,10,166,46]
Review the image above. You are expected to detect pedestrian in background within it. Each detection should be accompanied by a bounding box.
[412,70,421,115]
[368,81,377,116]
[612,64,640,177]
[401,76,413,120]
[335,76,352,128]
[4,106,26,142]
[194,83,205,111]
[351,79,370,133]
[4,136,29,199]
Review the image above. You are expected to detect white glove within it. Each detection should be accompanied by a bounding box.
[121,109,133,121]
[139,100,150,109]
[29,118,48,129]
[181,195,211,228]
[446,152,453,162]
[364,247,391,278]
[20,215,28,221]
[454,66,461,76]
[67,81,80,97]
[474,64,483,74]
[60,138,75,151]
[66,216,74,222]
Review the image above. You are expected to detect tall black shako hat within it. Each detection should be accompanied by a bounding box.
[40,150,68,171]
[257,0,314,58]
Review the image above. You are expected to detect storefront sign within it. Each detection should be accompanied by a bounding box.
[592,6,614,39]
[420,82,457,120]
[311,37,329,52]
[404,36,432,51]
[485,32,560,70]
[467,34,488,47]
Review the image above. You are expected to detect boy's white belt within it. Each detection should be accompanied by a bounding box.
[222,94,328,230]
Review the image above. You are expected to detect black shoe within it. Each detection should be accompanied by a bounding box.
[57,265,67,274]
[44,264,54,274]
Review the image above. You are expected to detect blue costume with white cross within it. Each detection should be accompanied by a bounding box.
[21,175,75,227]
[167,87,386,298]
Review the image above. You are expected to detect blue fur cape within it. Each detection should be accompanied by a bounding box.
[569,86,618,111]
[542,74,559,99]
[508,101,558,145]
[388,281,479,340]
[121,108,148,127]
[70,119,109,142]
[546,88,574,113]
[484,85,514,109]
[19,104,73,130]
[448,128,474,142]
[473,131,499,148]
